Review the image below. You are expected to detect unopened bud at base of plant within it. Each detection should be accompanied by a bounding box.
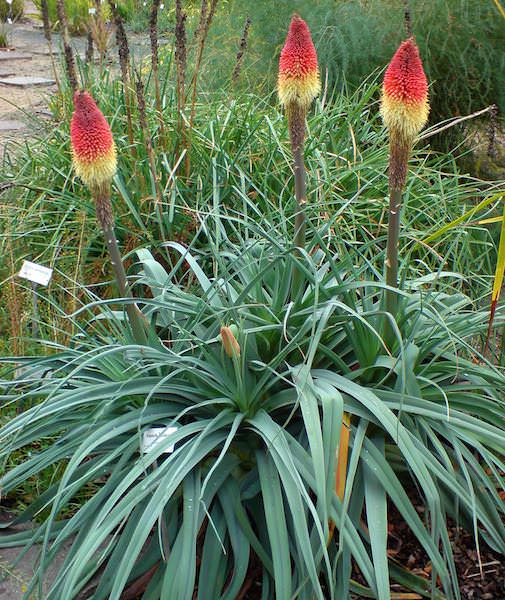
[220,326,241,359]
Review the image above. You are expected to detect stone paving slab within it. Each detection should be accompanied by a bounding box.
[0,70,16,78]
[0,76,55,88]
[0,121,26,132]
[0,534,74,599]
[34,109,52,119]
[0,515,111,600]
[28,48,58,56]
[0,52,32,62]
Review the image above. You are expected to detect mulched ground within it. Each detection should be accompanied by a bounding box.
[377,501,505,600]
[237,511,505,599]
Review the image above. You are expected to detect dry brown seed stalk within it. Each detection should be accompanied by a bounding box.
[175,0,188,158]
[134,70,165,240]
[107,0,134,148]
[40,0,61,92]
[190,0,219,101]
[85,30,94,65]
[193,0,208,45]
[55,0,78,92]
[232,16,251,83]
[150,0,165,141]
[403,0,413,37]
[175,0,188,104]
[40,0,52,43]
[186,0,219,177]
[90,0,108,67]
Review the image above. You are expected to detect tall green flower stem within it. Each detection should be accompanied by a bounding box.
[277,15,320,299]
[71,90,148,345]
[94,187,148,345]
[385,139,410,319]
[384,138,411,345]
[288,104,308,300]
[385,188,402,304]
[380,38,429,343]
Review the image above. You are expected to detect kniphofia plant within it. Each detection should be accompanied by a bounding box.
[70,90,147,344]
[380,38,429,325]
[278,14,320,299]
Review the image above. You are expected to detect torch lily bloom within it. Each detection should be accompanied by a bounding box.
[278,15,319,299]
[380,38,429,143]
[381,38,430,333]
[70,90,117,191]
[69,90,147,345]
[278,14,320,111]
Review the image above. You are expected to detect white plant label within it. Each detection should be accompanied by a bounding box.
[88,7,96,14]
[142,426,178,454]
[18,261,53,286]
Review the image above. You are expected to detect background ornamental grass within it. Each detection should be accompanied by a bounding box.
[130,0,505,130]
[1,79,502,355]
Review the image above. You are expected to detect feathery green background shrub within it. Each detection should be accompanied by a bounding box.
[32,0,112,35]
[198,0,505,129]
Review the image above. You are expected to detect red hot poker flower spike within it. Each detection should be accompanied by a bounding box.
[278,14,320,111]
[380,38,429,141]
[70,91,117,190]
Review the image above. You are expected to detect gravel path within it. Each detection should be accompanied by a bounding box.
[0,6,153,162]
[0,3,85,160]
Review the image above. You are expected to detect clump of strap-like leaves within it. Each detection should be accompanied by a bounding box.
[1,207,503,600]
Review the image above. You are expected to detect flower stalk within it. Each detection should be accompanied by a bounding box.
[232,16,251,83]
[149,0,165,144]
[55,0,78,92]
[278,14,320,300]
[70,91,148,345]
[380,38,429,321]
[134,70,166,243]
[108,0,134,149]
[185,0,219,178]
[175,0,187,162]
[85,30,94,66]
[40,0,61,93]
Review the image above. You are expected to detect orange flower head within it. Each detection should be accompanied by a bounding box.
[380,38,429,140]
[278,14,320,110]
[70,91,117,189]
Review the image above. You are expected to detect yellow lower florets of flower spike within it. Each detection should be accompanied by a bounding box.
[380,94,429,142]
[72,144,117,190]
[278,70,321,111]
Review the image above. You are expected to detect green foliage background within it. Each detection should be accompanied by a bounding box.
[199,0,505,126]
